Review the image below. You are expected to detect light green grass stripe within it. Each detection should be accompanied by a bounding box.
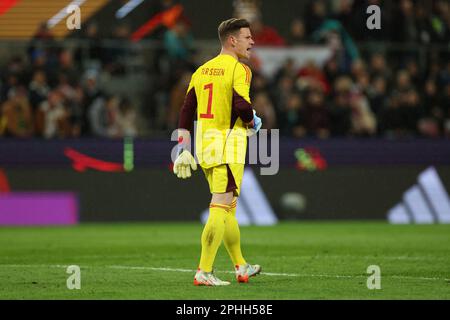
[1,264,448,282]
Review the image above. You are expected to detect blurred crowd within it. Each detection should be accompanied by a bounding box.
[1,0,449,139]
[164,0,450,138]
[249,55,450,139]
[0,22,138,139]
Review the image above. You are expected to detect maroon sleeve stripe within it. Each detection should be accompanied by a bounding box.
[232,89,253,124]
[178,88,197,131]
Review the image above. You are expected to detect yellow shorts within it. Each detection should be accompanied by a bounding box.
[201,163,245,196]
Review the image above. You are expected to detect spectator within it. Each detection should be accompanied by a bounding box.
[381,88,424,138]
[438,61,450,88]
[88,95,122,138]
[74,22,103,70]
[1,73,20,102]
[305,0,328,36]
[297,60,331,94]
[82,70,102,105]
[332,0,355,36]
[251,72,270,95]
[6,56,28,84]
[46,49,79,88]
[87,94,137,138]
[379,99,403,138]
[103,24,131,75]
[117,98,138,138]
[252,92,277,130]
[81,69,104,136]
[312,20,360,73]
[303,88,330,138]
[164,20,194,63]
[287,18,307,45]
[250,17,285,47]
[443,83,450,137]
[27,22,57,72]
[350,59,367,81]
[393,0,419,43]
[233,0,260,23]
[350,92,377,136]
[35,90,71,139]
[369,53,391,81]
[429,0,450,43]
[351,59,371,94]
[394,69,415,93]
[278,92,306,138]
[0,87,34,138]
[323,55,342,86]
[32,22,54,40]
[29,49,50,79]
[415,3,434,44]
[334,75,376,136]
[354,70,371,96]
[166,71,192,131]
[401,90,425,135]
[56,73,84,138]
[272,58,298,87]
[271,75,295,116]
[442,83,450,116]
[28,69,50,111]
[329,89,352,137]
[163,19,196,80]
[367,75,388,116]
[68,85,85,138]
[83,23,102,62]
[423,78,442,117]
[404,59,423,89]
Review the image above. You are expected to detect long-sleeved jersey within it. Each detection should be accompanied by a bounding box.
[178,54,253,168]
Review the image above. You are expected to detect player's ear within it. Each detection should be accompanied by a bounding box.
[230,35,236,47]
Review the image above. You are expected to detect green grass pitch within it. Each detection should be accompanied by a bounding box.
[0,222,449,299]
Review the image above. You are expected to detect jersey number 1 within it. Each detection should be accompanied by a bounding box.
[200,83,214,119]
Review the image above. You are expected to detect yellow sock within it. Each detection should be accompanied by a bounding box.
[198,204,228,272]
[223,198,247,266]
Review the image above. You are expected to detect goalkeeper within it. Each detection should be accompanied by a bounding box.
[173,18,262,286]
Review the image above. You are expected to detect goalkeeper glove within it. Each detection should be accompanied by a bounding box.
[173,149,197,179]
[248,110,262,136]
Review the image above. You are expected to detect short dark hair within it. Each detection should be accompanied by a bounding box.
[218,18,250,44]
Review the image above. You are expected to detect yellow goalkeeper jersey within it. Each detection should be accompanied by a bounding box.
[187,54,253,168]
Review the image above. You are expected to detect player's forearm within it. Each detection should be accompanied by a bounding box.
[232,90,253,124]
[178,88,197,132]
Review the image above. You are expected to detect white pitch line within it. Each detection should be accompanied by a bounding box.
[108,266,371,278]
[109,265,195,273]
[390,275,447,281]
[108,265,300,277]
[1,264,449,282]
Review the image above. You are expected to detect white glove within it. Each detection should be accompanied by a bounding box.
[173,150,197,179]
